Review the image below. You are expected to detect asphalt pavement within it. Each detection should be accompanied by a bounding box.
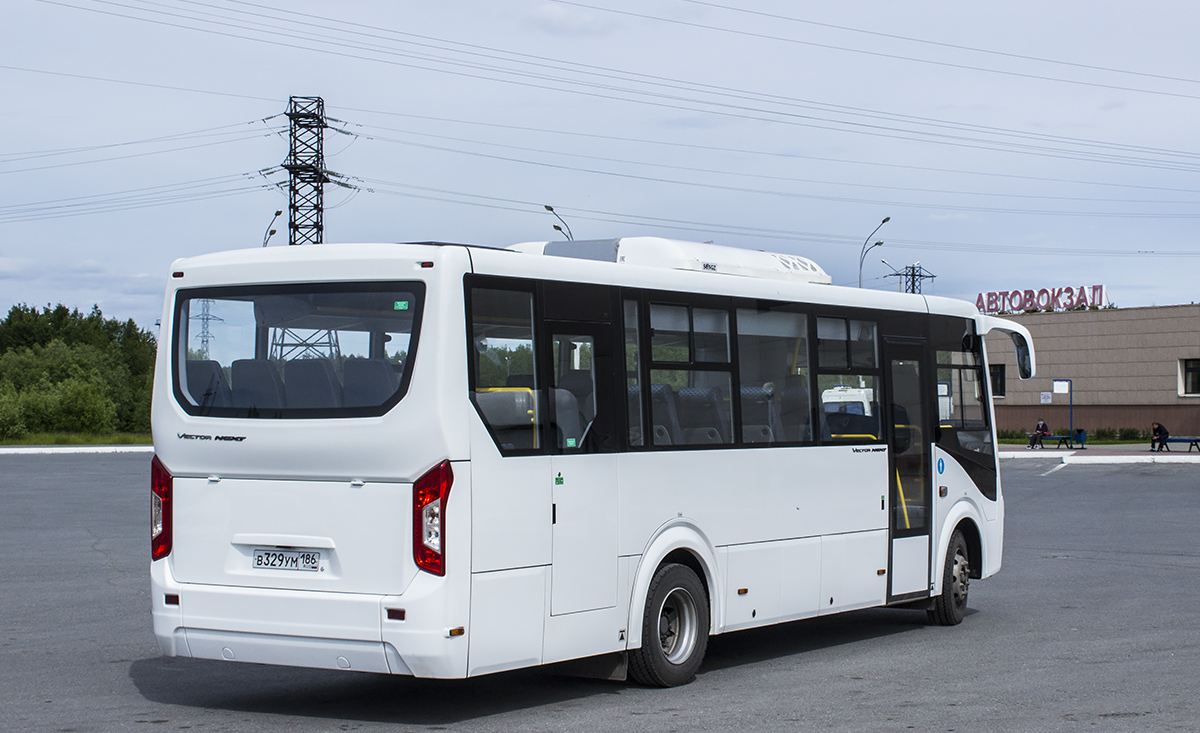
[2,452,1198,731]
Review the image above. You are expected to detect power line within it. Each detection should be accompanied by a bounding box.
[353,122,1200,208]
[0,132,277,175]
[336,107,1200,197]
[0,182,269,223]
[0,62,278,103]
[355,131,1200,219]
[0,117,280,163]
[354,176,1200,258]
[7,51,1197,191]
[41,1,1200,170]
[675,0,1200,89]
[552,0,1200,102]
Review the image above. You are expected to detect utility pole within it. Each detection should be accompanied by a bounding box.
[192,299,222,359]
[283,96,329,246]
[884,262,937,294]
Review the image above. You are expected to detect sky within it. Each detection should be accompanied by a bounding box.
[3,0,1199,330]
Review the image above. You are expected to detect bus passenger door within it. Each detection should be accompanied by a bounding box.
[883,339,933,602]
[547,322,619,615]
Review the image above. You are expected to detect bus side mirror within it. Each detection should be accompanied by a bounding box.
[1010,333,1033,380]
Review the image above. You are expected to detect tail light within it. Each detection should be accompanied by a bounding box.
[151,455,173,561]
[413,460,453,576]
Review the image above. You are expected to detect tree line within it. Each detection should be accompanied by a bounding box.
[0,304,157,438]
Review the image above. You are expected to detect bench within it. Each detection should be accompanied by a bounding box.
[1026,429,1086,449]
[1160,436,1200,452]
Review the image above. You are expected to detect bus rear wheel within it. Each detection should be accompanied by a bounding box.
[929,529,970,626]
[628,563,709,687]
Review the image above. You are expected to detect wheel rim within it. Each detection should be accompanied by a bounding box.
[950,549,970,608]
[657,586,699,665]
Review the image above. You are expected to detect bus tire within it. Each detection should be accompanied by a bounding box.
[628,562,709,687]
[929,529,970,626]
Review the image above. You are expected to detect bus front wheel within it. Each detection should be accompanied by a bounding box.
[929,529,970,626]
[628,563,709,687]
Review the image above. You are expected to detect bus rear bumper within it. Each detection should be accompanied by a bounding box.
[180,628,408,674]
[151,560,466,678]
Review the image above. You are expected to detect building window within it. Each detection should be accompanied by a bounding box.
[1183,359,1200,396]
[989,364,1006,398]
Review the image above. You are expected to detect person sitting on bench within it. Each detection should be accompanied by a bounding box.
[1150,422,1170,452]
[1027,419,1050,449]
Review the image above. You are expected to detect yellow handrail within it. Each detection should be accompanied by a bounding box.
[895,468,911,529]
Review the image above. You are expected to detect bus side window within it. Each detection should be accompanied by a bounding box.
[815,316,881,442]
[469,287,543,453]
[624,300,644,447]
[736,306,811,443]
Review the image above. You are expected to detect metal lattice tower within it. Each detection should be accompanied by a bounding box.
[283,96,329,246]
[191,299,223,358]
[269,329,342,362]
[884,262,937,294]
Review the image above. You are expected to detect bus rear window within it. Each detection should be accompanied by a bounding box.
[172,282,424,418]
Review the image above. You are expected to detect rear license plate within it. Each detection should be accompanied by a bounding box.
[253,549,320,572]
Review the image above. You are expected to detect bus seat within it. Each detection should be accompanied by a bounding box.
[231,359,285,411]
[740,386,780,444]
[558,370,595,423]
[677,387,731,444]
[186,359,232,409]
[285,359,344,409]
[552,388,584,449]
[474,389,538,450]
[825,411,879,440]
[627,384,645,446]
[506,374,535,389]
[649,383,683,446]
[780,384,812,442]
[743,425,774,443]
[343,358,399,407]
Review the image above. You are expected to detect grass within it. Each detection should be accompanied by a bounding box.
[0,432,152,446]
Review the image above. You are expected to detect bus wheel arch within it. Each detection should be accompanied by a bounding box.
[929,517,982,627]
[954,518,983,581]
[626,524,719,654]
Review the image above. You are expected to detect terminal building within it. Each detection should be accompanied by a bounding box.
[984,304,1200,437]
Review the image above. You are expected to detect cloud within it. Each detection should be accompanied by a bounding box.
[927,213,973,222]
[0,257,34,278]
[524,2,622,37]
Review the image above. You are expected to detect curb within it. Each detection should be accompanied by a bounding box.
[1000,450,1076,459]
[1063,454,1200,465]
[0,445,154,456]
[1001,450,1200,465]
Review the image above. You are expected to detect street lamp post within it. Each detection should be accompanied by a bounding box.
[262,209,283,248]
[544,204,573,241]
[858,216,890,288]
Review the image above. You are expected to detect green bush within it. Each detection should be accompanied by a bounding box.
[0,381,26,439]
[0,304,155,436]
[1093,427,1117,441]
[17,378,117,435]
[1118,427,1144,441]
[997,429,1022,440]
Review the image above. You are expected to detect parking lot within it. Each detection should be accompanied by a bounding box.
[2,453,1198,731]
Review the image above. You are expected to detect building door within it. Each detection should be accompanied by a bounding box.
[884,338,933,601]
[546,321,620,615]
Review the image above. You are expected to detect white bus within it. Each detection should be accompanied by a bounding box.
[150,237,1035,687]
